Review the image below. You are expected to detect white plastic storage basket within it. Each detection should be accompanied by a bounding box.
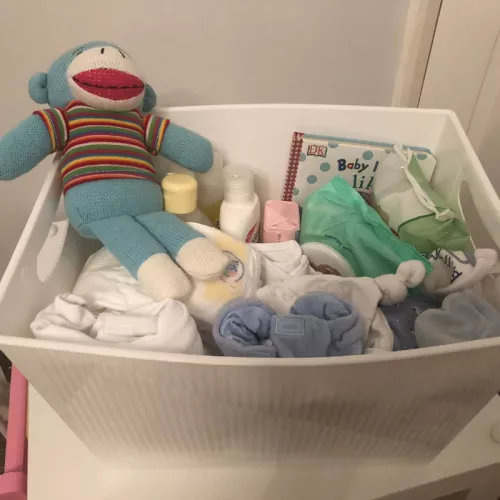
[0,105,500,467]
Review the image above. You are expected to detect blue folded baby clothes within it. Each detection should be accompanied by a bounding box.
[415,289,500,347]
[380,297,438,351]
[213,293,364,358]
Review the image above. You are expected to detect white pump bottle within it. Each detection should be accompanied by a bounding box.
[219,164,260,242]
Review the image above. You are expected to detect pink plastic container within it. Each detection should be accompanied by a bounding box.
[0,366,27,500]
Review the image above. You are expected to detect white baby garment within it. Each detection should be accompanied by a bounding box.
[251,240,312,285]
[49,224,261,347]
[254,260,425,353]
[31,293,203,354]
[256,275,395,352]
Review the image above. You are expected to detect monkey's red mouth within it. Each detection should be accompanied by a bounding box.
[73,68,144,100]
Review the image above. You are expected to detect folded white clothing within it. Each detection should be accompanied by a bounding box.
[92,313,158,342]
[251,241,312,285]
[31,293,203,354]
[255,262,426,353]
[73,248,163,314]
[73,224,261,342]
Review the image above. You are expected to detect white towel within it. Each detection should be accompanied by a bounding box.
[73,248,164,314]
[251,241,312,285]
[31,247,204,354]
[31,293,203,354]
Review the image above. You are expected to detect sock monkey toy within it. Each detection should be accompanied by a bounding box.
[0,41,229,300]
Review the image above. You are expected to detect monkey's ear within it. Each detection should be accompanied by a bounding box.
[29,72,49,104]
[142,84,157,113]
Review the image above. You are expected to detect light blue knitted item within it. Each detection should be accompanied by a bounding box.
[64,179,164,237]
[0,41,218,292]
[88,214,203,278]
[65,179,204,277]
[135,212,203,258]
[0,115,52,180]
[161,123,213,173]
[89,216,170,278]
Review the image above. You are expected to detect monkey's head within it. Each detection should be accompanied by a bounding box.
[28,41,156,112]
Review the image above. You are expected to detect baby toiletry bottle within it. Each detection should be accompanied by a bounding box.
[162,173,213,226]
[195,150,225,227]
[220,164,260,242]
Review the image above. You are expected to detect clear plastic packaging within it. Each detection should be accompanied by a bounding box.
[373,146,470,253]
[195,150,225,226]
[300,176,432,278]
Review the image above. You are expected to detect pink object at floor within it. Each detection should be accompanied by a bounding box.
[0,366,27,500]
[263,200,300,243]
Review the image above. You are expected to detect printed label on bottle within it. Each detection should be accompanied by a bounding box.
[245,223,260,243]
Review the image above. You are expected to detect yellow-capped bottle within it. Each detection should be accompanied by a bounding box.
[162,173,213,226]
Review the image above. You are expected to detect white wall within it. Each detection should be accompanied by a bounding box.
[419,0,500,248]
[0,0,410,274]
[468,67,500,248]
[419,0,500,130]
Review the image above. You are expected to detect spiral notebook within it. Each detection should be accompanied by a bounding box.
[282,132,436,206]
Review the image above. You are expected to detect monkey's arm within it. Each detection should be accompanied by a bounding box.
[0,115,53,180]
[143,115,213,174]
[159,123,213,173]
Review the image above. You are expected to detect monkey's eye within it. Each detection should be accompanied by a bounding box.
[119,50,126,58]
[72,47,84,56]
